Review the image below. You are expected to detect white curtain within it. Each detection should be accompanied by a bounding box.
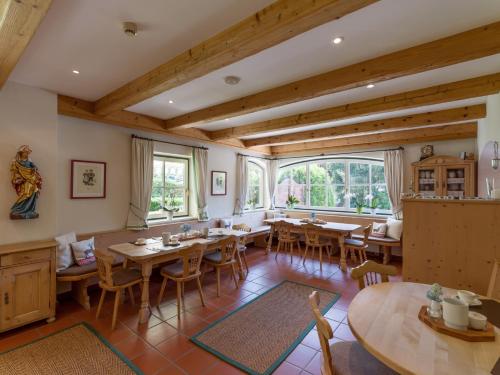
[384,149,404,219]
[234,155,248,216]
[126,138,154,230]
[266,159,279,209]
[193,148,209,221]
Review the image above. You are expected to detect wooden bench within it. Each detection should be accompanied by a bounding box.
[351,234,401,265]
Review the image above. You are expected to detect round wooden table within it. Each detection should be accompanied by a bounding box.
[347,282,500,375]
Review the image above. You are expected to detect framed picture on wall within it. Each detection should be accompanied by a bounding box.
[71,160,106,199]
[211,171,227,196]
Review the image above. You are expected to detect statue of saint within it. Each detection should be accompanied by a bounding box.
[10,145,43,220]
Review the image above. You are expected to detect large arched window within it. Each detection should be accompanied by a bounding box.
[247,161,265,209]
[276,157,391,214]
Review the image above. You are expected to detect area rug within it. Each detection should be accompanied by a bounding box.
[191,280,340,375]
[0,322,142,375]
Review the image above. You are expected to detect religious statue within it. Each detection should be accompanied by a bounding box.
[10,145,43,220]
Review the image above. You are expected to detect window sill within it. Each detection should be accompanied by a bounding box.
[147,216,198,226]
[244,208,267,214]
[279,208,391,219]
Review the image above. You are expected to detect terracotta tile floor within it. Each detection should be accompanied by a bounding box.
[0,246,401,375]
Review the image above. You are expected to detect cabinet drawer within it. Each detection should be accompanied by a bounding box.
[1,249,51,267]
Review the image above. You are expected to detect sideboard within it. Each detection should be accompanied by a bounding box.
[0,240,57,332]
[402,198,500,295]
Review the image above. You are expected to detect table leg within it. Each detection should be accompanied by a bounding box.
[266,224,275,254]
[339,234,347,272]
[139,262,152,324]
[383,246,392,265]
[235,249,245,280]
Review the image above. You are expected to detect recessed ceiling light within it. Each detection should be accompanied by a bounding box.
[224,118,229,121]
[72,70,80,74]
[366,84,375,88]
[168,100,174,104]
[224,76,241,85]
[332,36,344,45]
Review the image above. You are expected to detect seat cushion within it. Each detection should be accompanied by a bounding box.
[352,234,400,244]
[203,251,223,263]
[330,341,397,375]
[344,238,364,247]
[112,268,142,286]
[57,257,123,277]
[161,261,184,277]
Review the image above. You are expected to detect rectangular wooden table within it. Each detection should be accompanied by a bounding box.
[263,218,361,272]
[108,228,247,324]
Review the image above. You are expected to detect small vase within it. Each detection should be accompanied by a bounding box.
[166,211,174,221]
[356,206,363,214]
[428,300,442,318]
[370,208,376,215]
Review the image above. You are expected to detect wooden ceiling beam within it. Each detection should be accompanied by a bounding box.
[271,123,477,155]
[243,104,486,147]
[93,0,376,115]
[0,0,52,88]
[166,21,500,129]
[210,72,500,140]
[58,95,271,154]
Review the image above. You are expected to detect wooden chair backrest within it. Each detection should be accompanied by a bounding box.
[95,250,115,287]
[362,224,372,244]
[309,291,334,375]
[487,259,500,299]
[217,235,238,263]
[303,223,324,246]
[179,243,206,277]
[232,223,251,232]
[276,221,294,240]
[350,260,398,290]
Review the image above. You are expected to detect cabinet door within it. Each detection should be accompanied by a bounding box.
[0,261,51,330]
[440,165,470,198]
[414,166,439,196]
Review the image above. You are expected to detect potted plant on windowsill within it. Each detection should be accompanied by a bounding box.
[247,191,259,210]
[285,194,300,209]
[366,194,378,215]
[162,191,179,221]
[345,192,365,214]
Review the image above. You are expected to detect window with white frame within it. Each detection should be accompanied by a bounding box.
[149,155,189,219]
[276,158,391,213]
[246,161,265,209]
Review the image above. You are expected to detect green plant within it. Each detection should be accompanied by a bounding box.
[285,194,300,207]
[426,283,443,302]
[345,192,365,214]
[163,190,180,213]
[367,195,378,209]
[247,196,258,208]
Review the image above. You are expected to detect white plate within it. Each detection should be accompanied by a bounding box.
[454,295,482,306]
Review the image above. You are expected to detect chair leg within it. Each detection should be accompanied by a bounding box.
[231,264,239,289]
[96,289,106,319]
[297,240,302,255]
[319,246,323,271]
[181,282,185,298]
[111,291,121,331]
[127,286,135,306]
[216,267,221,297]
[176,281,182,319]
[196,277,206,306]
[275,241,281,259]
[157,276,168,306]
[290,242,294,263]
[302,245,308,265]
[242,252,249,274]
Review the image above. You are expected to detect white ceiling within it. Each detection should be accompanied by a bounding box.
[9,0,500,140]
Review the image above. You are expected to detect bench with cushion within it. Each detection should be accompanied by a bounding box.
[351,234,401,264]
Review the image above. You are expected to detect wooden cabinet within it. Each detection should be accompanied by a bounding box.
[412,155,476,197]
[0,240,56,332]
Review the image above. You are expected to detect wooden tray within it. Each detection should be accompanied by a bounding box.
[418,306,495,342]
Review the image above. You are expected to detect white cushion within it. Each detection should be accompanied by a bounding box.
[55,232,76,271]
[371,223,388,238]
[386,218,403,241]
[71,237,96,266]
[219,217,233,229]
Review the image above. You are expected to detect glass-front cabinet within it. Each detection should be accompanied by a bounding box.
[412,156,476,197]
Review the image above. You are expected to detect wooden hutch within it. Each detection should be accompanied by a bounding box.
[411,155,476,198]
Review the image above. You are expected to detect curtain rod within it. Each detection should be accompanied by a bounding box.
[132,134,208,150]
[239,146,403,161]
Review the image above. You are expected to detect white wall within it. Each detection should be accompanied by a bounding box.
[0,82,58,243]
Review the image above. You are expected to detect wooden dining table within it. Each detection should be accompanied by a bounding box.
[108,228,247,324]
[347,282,500,375]
[263,218,360,272]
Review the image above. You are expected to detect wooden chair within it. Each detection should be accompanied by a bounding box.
[303,223,332,271]
[95,250,142,330]
[487,259,500,299]
[350,260,397,290]
[202,235,239,297]
[309,291,397,375]
[275,221,302,262]
[157,243,206,318]
[232,223,251,275]
[344,224,372,265]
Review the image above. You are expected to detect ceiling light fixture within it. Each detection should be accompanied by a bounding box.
[224,76,241,85]
[366,84,375,88]
[123,22,138,38]
[332,36,344,45]
[168,100,174,104]
[72,70,80,74]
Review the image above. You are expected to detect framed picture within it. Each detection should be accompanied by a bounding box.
[71,160,106,199]
[211,171,227,196]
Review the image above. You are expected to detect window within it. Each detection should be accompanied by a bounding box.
[247,161,265,209]
[276,158,391,213]
[149,155,189,219]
